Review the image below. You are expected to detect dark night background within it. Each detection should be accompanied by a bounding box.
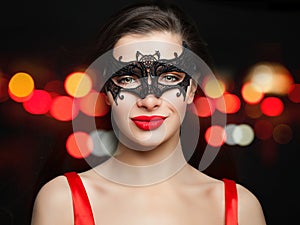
[0,0,299,224]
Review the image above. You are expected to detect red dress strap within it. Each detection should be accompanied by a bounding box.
[64,172,95,225]
[223,178,238,225]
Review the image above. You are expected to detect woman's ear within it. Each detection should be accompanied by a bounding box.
[187,80,197,104]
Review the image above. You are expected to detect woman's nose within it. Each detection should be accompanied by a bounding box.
[136,94,162,111]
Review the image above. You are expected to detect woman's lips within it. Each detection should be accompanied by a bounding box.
[131,115,167,131]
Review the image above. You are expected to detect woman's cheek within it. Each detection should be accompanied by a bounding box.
[160,89,188,123]
[111,92,137,122]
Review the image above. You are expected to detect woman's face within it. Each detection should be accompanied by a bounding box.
[106,31,196,150]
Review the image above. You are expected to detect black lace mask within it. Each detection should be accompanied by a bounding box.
[104,47,192,105]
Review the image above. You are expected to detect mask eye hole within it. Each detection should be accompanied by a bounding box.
[158,72,185,85]
[112,75,141,89]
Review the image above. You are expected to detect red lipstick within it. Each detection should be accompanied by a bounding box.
[131,115,167,131]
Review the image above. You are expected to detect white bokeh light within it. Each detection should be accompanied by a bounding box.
[232,124,255,146]
[224,124,237,145]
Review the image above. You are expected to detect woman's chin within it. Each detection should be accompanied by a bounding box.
[122,139,163,151]
[113,124,166,149]
[117,132,165,151]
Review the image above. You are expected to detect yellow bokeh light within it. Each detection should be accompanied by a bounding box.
[8,72,35,98]
[251,64,273,93]
[64,72,92,98]
[241,82,264,104]
[204,78,225,99]
[246,62,294,95]
[269,64,294,95]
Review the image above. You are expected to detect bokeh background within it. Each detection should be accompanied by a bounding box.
[0,0,299,224]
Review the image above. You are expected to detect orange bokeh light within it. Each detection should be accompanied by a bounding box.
[66,131,93,158]
[8,72,35,102]
[49,95,79,121]
[241,82,264,104]
[78,91,110,117]
[215,93,241,114]
[204,125,226,147]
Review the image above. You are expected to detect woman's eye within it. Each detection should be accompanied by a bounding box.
[112,75,140,88]
[159,73,184,85]
[163,75,178,82]
[118,77,136,84]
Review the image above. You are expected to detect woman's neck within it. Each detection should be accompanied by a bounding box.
[114,131,181,166]
[94,136,188,187]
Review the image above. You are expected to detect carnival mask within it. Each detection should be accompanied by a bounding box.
[104,48,192,105]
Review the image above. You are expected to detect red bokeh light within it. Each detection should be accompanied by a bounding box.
[260,97,284,117]
[23,89,52,115]
[288,84,300,103]
[8,89,33,102]
[254,120,273,140]
[192,96,215,117]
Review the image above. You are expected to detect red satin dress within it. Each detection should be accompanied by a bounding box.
[64,172,238,225]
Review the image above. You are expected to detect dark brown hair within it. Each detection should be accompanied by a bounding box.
[86,1,215,70]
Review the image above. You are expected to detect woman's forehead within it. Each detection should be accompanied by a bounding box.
[113,32,183,62]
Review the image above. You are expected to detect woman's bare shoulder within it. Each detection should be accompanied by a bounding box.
[236,183,267,225]
[189,169,267,225]
[35,175,71,202]
[185,165,224,186]
[179,165,225,199]
[31,175,73,225]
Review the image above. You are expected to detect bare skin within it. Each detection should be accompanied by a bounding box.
[31,165,266,225]
[31,31,267,225]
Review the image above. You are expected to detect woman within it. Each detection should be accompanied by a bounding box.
[31,2,267,225]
